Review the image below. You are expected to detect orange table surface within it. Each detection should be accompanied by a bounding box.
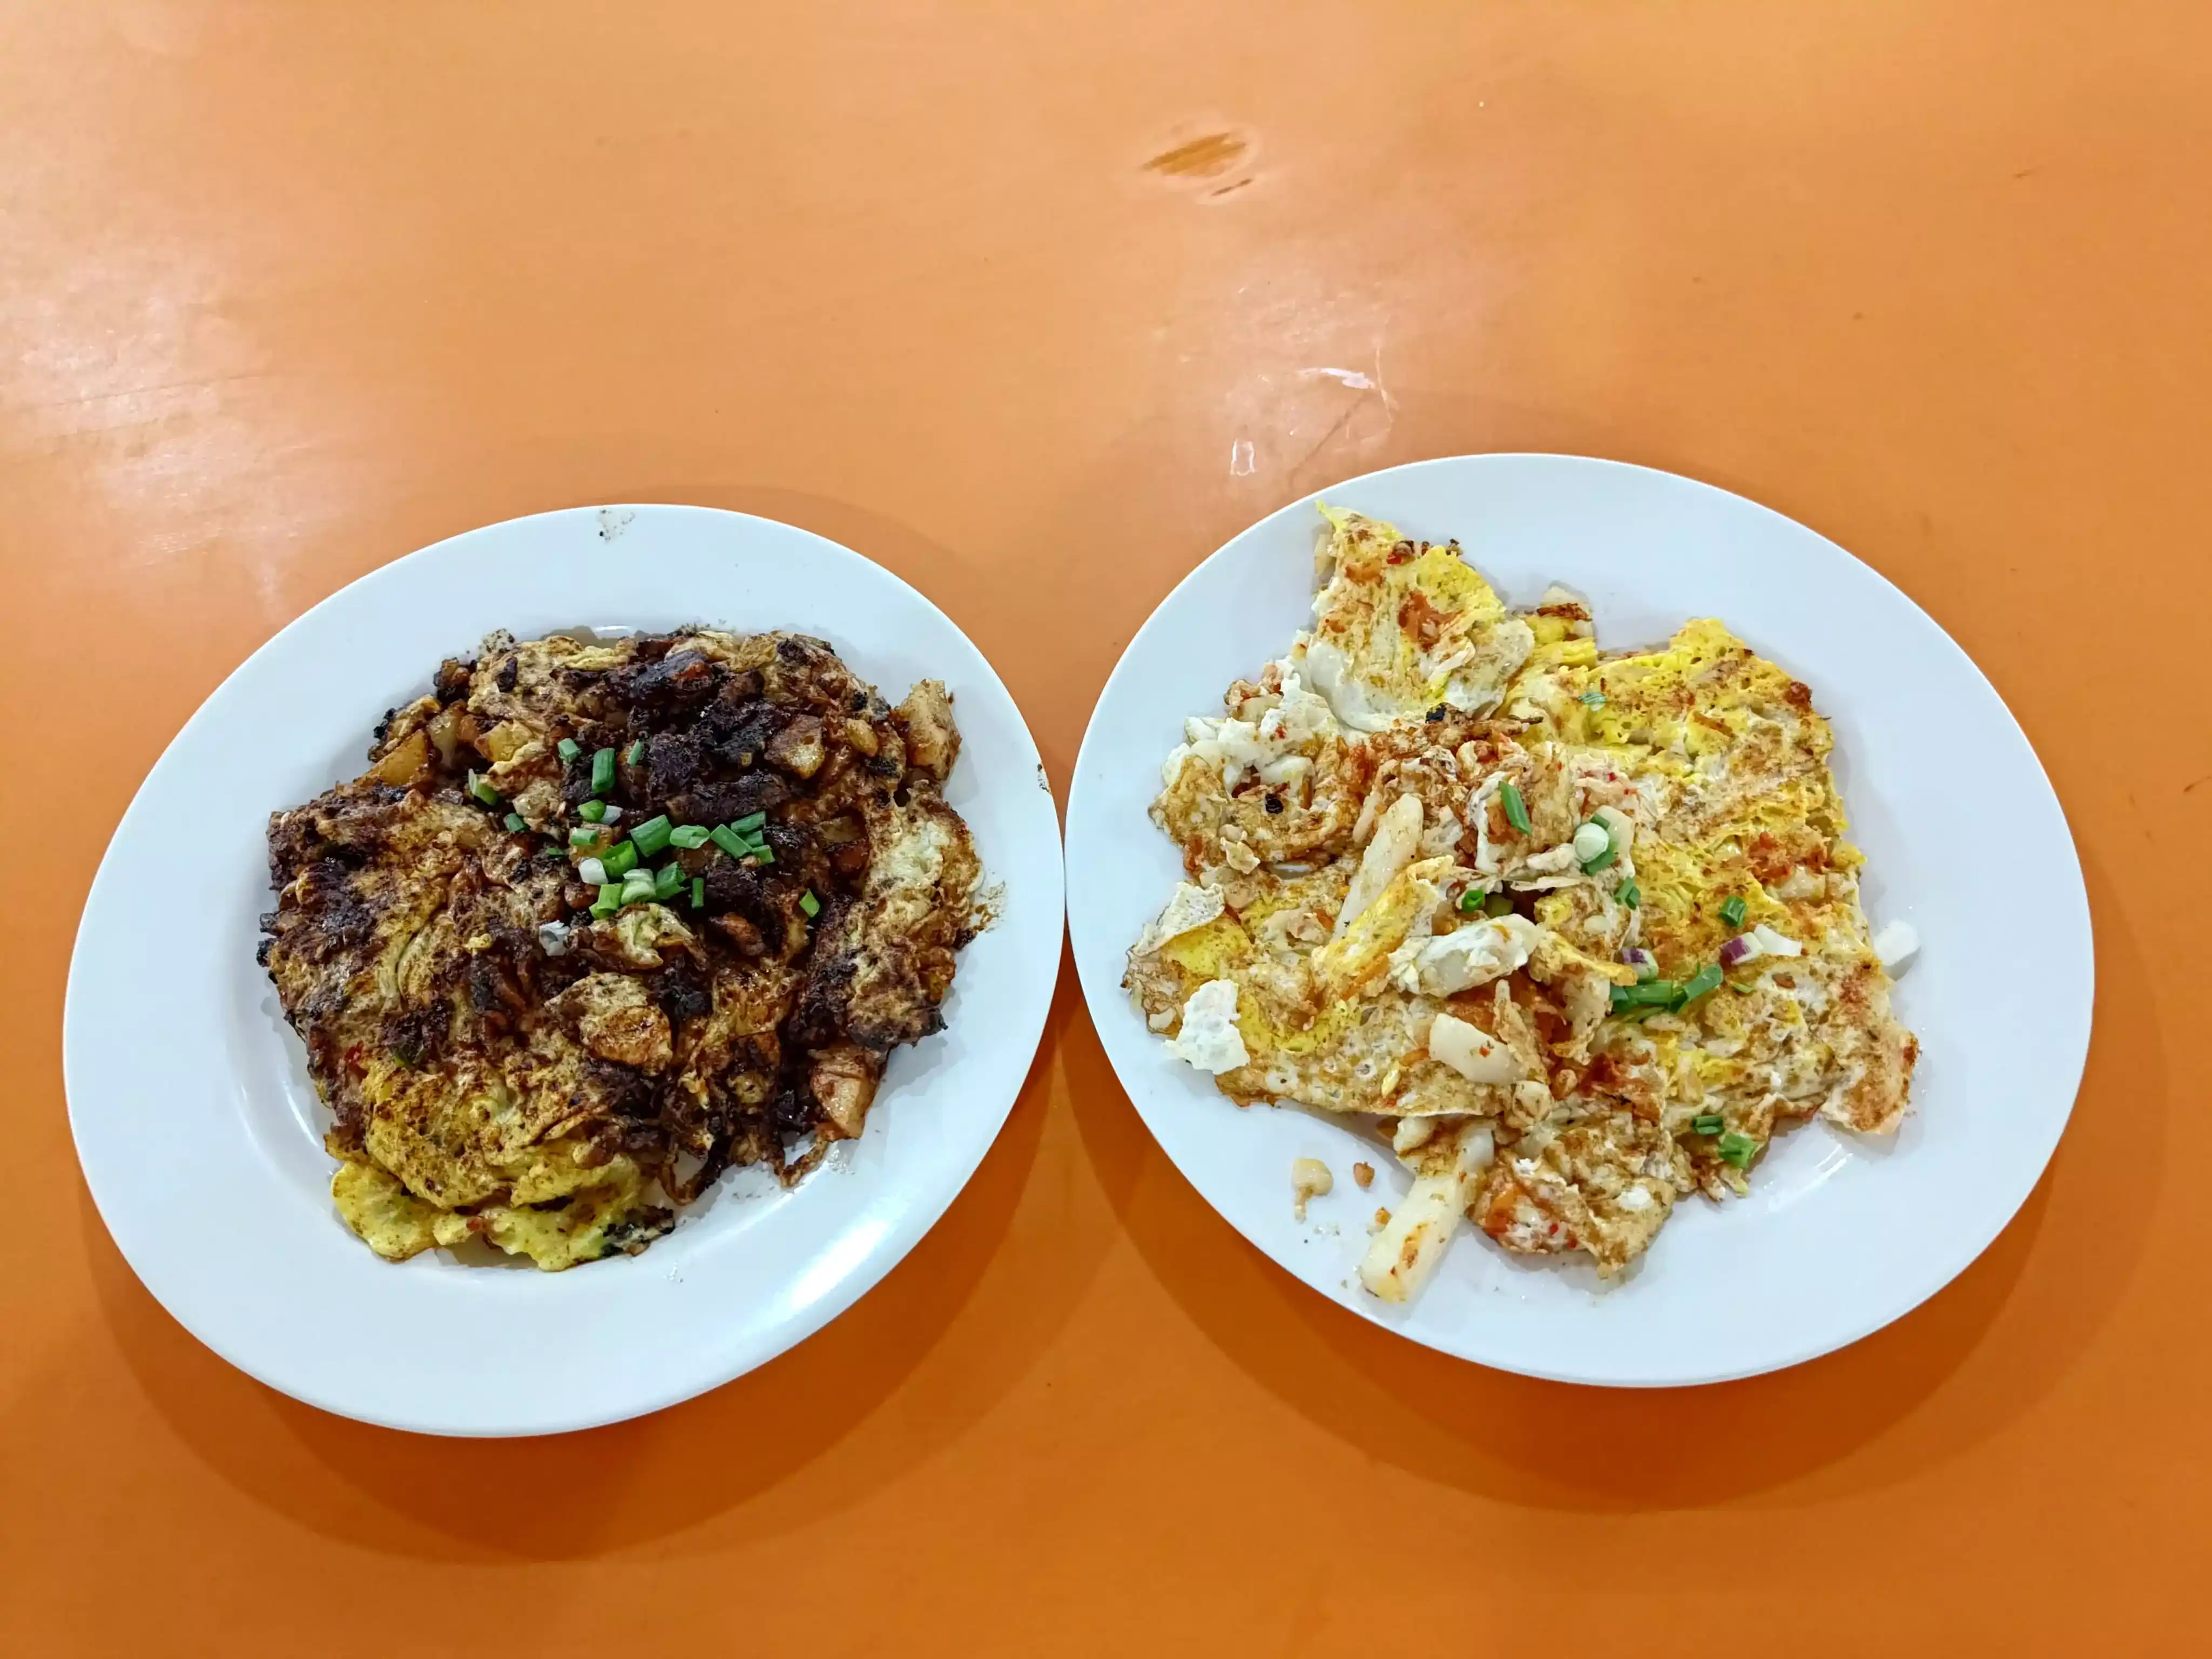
[5,3,2207,1652]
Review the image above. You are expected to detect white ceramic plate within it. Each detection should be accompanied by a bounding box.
[1067,455,2090,1386]
[66,505,1064,1435]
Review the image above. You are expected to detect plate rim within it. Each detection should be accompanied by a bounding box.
[65,502,1067,1435]
[1066,451,2093,1387]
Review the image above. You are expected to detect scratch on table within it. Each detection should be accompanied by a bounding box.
[1287,400,1359,476]
[0,372,272,420]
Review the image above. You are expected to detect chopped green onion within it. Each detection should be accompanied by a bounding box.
[599,840,638,880]
[578,856,608,886]
[1677,963,1723,1005]
[1500,780,1531,836]
[589,884,622,919]
[1457,886,1488,914]
[1577,819,1618,875]
[1617,879,1640,909]
[1691,1114,1724,1136]
[749,842,775,867]
[708,825,750,860]
[669,824,711,849]
[799,889,821,919]
[1579,690,1606,708]
[728,810,768,835]
[690,875,705,909]
[466,770,498,807]
[653,861,686,901]
[1717,1131,1757,1168]
[630,815,674,857]
[1720,894,1748,929]
[625,738,647,766]
[502,812,527,833]
[578,799,608,822]
[1611,980,1681,1011]
[590,747,615,796]
[557,738,582,764]
[569,826,602,847]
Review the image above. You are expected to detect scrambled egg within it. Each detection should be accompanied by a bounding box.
[1296,505,1534,729]
[1127,508,1919,1298]
[263,627,983,1271]
[332,1150,657,1270]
